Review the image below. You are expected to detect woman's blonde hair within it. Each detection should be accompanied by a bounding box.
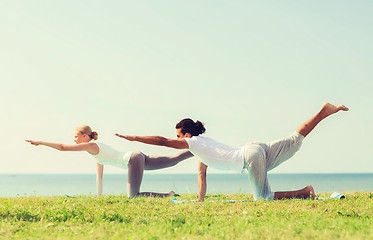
[76,125,98,140]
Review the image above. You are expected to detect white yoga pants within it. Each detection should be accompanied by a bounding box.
[243,132,305,200]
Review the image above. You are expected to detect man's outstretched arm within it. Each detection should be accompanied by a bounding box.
[115,134,189,149]
[198,161,208,202]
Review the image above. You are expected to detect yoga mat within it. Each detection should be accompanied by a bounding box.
[171,192,345,203]
[317,192,345,200]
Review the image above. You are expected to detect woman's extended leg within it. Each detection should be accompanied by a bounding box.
[144,150,194,170]
[127,152,175,198]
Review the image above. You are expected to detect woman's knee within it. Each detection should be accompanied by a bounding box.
[128,151,145,165]
[128,192,138,198]
[127,152,145,198]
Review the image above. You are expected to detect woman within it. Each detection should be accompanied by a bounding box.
[116,103,349,201]
[26,125,193,197]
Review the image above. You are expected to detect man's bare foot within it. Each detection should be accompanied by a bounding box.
[322,102,349,117]
[304,185,317,199]
[296,102,349,137]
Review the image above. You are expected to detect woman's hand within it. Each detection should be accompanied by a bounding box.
[25,140,98,153]
[115,134,136,141]
[25,140,41,146]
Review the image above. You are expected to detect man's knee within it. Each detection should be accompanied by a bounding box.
[291,132,304,152]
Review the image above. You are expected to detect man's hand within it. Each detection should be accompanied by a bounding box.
[115,134,136,141]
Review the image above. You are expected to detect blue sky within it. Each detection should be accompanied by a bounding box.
[1,1,372,174]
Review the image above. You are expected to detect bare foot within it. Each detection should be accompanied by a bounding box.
[168,191,175,197]
[304,185,317,199]
[322,102,349,117]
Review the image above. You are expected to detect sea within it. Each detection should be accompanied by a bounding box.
[1,173,372,197]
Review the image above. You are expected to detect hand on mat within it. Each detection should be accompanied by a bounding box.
[25,140,41,146]
[115,134,135,141]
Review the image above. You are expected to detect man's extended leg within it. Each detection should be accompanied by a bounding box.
[271,102,348,199]
[296,102,349,137]
[274,185,316,199]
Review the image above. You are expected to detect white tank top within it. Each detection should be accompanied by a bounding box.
[92,141,133,169]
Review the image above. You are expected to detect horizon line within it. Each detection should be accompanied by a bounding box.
[1,172,372,175]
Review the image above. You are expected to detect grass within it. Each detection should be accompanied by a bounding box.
[0,192,372,239]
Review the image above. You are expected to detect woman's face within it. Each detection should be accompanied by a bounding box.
[176,128,192,139]
[74,131,90,144]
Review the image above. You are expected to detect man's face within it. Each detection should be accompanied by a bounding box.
[176,128,191,139]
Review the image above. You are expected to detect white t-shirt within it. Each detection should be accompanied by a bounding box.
[185,136,244,173]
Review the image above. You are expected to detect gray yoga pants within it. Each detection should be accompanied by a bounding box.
[127,150,194,197]
[243,132,305,200]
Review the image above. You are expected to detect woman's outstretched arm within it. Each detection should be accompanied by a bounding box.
[115,134,188,149]
[25,140,98,153]
[96,162,104,197]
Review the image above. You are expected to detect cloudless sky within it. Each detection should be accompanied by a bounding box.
[1,1,372,174]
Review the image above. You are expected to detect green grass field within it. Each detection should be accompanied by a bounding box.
[1,192,372,239]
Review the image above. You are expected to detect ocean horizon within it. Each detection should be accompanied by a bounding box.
[1,173,372,197]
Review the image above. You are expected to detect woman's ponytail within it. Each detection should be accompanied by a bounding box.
[76,125,99,140]
[90,132,98,140]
